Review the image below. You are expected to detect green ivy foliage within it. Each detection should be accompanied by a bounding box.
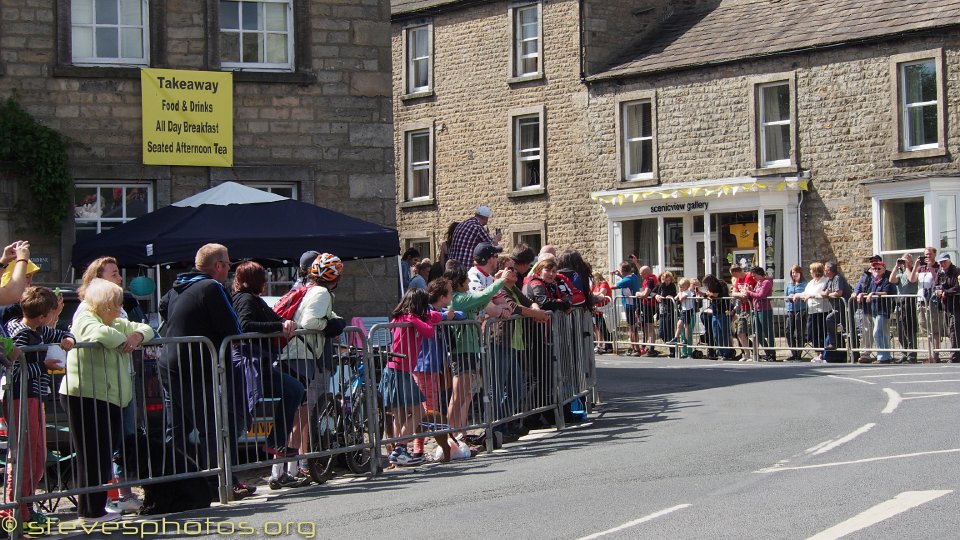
[0,96,73,236]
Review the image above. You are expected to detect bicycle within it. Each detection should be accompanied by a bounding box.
[304,346,383,483]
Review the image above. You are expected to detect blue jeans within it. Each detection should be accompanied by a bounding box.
[262,367,305,448]
[754,309,775,357]
[873,314,892,362]
[711,313,734,358]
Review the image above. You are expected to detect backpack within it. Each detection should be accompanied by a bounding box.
[273,284,313,321]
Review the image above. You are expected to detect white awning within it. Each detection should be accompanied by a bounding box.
[172,181,288,207]
[590,176,809,206]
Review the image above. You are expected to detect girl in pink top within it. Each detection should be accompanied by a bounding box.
[381,288,442,466]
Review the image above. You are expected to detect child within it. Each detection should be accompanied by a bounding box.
[410,279,460,461]
[670,278,698,358]
[2,286,75,528]
[610,261,641,355]
[382,288,442,466]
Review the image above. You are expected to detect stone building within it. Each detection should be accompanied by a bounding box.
[0,0,397,315]
[392,0,960,285]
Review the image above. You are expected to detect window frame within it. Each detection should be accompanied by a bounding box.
[401,21,434,99]
[868,177,960,263]
[218,0,295,72]
[891,50,946,159]
[757,81,792,168]
[507,105,546,196]
[512,224,545,254]
[614,90,659,185]
[74,182,154,237]
[69,0,151,66]
[404,237,433,261]
[246,183,298,199]
[748,73,798,175]
[507,2,543,83]
[56,0,165,75]
[399,121,436,207]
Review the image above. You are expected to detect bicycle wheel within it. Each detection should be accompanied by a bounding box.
[343,389,378,474]
[305,395,338,484]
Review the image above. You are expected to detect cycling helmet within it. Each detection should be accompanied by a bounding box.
[309,253,343,282]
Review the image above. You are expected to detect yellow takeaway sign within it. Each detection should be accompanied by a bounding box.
[141,68,233,166]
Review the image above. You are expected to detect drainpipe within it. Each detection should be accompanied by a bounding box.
[578,0,587,83]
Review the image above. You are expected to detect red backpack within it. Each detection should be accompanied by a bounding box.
[272,285,315,348]
[273,284,313,320]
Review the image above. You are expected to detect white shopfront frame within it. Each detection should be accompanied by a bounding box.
[593,178,803,281]
[868,177,960,260]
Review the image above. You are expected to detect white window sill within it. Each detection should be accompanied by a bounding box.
[507,73,543,85]
[508,187,545,198]
[893,146,946,161]
[400,198,435,208]
[752,164,797,176]
[401,89,435,101]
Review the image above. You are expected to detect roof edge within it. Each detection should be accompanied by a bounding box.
[586,23,960,83]
[391,0,493,21]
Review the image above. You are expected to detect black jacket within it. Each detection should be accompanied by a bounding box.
[936,263,960,313]
[159,270,241,374]
[232,291,284,334]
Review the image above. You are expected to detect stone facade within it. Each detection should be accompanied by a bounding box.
[0,0,397,316]
[393,0,960,277]
[393,0,611,268]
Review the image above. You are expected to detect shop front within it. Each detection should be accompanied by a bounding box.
[592,177,808,283]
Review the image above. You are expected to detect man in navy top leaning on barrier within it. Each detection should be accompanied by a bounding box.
[158,243,255,500]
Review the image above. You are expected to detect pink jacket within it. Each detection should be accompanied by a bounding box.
[390,312,442,371]
[747,277,773,311]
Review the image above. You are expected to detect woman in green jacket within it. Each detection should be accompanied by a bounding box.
[443,264,505,438]
[59,278,155,523]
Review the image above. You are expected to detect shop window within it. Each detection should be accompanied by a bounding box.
[70,0,150,66]
[711,211,759,279]
[75,183,152,239]
[879,197,926,255]
[219,0,294,71]
[940,195,958,255]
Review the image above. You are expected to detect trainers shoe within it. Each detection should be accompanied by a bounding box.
[108,496,142,514]
[269,473,311,490]
[81,508,122,524]
[388,447,402,464]
[394,448,424,467]
[27,510,60,526]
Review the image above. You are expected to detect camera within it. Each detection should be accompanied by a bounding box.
[918,256,927,265]
[896,258,905,264]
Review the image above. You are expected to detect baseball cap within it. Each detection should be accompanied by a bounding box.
[476,205,492,218]
[473,242,502,261]
[1,259,40,287]
[866,254,883,263]
[299,250,320,271]
[937,253,951,263]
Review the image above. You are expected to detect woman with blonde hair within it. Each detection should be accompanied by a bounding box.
[801,262,829,362]
[60,278,154,523]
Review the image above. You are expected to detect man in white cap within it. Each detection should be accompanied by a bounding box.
[934,252,960,362]
[448,205,502,266]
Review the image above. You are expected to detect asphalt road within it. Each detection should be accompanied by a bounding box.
[78,357,960,539]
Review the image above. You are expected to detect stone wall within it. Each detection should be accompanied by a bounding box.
[0,0,397,316]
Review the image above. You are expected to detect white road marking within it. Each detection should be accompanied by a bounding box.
[818,367,896,373]
[755,448,960,473]
[826,375,875,385]
[891,379,960,383]
[576,504,691,539]
[882,388,902,414]
[805,490,952,540]
[808,424,876,455]
[864,371,960,378]
[902,391,960,399]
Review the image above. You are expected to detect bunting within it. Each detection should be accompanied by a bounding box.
[590,179,809,205]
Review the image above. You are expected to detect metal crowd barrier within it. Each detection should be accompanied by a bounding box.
[219,327,378,493]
